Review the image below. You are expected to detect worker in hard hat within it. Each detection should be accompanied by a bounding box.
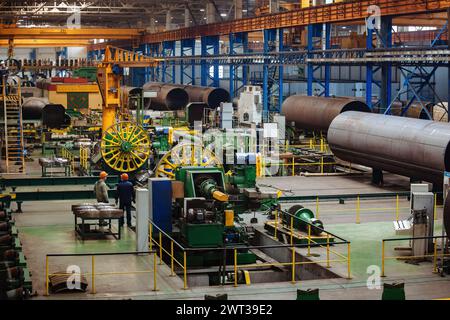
[94,171,109,204]
[115,173,135,228]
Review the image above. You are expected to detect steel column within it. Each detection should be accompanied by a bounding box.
[201,35,220,87]
[229,32,249,98]
[162,41,176,84]
[263,28,284,113]
[307,23,331,97]
[380,17,392,114]
[180,39,196,85]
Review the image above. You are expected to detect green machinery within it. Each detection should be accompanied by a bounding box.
[172,166,257,266]
[283,205,324,236]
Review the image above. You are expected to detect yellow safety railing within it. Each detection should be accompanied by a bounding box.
[259,160,338,177]
[148,221,188,289]
[45,251,158,296]
[265,208,352,283]
[60,147,75,175]
[149,209,351,289]
[285,138,330,153]
[303,193,442,225]
[381,236,450,277]
[79,146,90,175]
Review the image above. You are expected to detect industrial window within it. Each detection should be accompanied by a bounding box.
[209,65,224,79]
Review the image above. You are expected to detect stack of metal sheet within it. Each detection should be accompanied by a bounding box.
[72,203,123,219]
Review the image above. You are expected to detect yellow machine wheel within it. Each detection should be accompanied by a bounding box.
[155,143,222,179]
[101,121,151,173]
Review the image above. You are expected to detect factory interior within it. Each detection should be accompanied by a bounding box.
[2,0,450,303]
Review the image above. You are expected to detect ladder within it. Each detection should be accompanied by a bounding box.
[2,77,25,174]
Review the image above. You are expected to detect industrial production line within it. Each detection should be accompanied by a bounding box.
[2,43,450,297]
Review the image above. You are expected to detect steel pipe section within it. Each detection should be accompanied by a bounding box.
[183,85,230,109]
[328,111,450,183]
[142,82,189,111]
[22,97,50,120]
[281,96,371,132]
[143,82,230,110]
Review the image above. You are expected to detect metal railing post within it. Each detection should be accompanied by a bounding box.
[433,240,438,273]
[159,232,163,265]
[153,251,158,291]
[381,240,386,277]
[307,225,311,256]
[291,246,296,284]
[234,249,238,287]
[91,256,96,294]
[149,223,153,250]
[320,157,324,174]
[183,251,188,290]
[274,208,278,240]
[170,241,175,276]
[347,243,351,279]
[290,217,294,245]
[45,255,49,296]
[316,197,320,219]
[326,234,330,268]
[291,157,295,177]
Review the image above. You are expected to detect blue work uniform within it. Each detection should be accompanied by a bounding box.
[115,180,135,227]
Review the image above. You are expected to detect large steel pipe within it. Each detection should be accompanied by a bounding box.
[182,85,230,109]
[328,111,450,183]
[143,82,230,110]
[22,97,50,120]
[142,82,189,111]
[281,96,371,131]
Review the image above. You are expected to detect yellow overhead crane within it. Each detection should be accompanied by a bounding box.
[96,45,161,132]
[0,25,145,40]
[96,46,162,173]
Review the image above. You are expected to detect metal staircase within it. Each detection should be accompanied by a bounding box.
[2,78,25,174]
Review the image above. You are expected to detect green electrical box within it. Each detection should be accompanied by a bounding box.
[181,223,224,247]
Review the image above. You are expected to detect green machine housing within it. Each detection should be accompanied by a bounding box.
[173,166,257,267]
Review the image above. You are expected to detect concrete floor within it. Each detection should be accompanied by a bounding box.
[8,170,450,300]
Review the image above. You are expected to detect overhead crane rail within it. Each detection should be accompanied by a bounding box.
[142,0,450,44]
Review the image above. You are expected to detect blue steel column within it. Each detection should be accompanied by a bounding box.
[144,44,151,84]
[150,43,161,82]
[162,41,176,84]
[307,24,330,97]
[366,27,374,110]
[380,17,392,114]
[263,29,277,114]
[201,35,220,87]
[277,28,284,111]
[180,39,196,85]
[324,24,331,97]
[229,32,249,98]
[130,44,147,87]
[307,25,314,96]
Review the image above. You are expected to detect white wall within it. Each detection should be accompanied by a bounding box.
[67,47,87,59]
